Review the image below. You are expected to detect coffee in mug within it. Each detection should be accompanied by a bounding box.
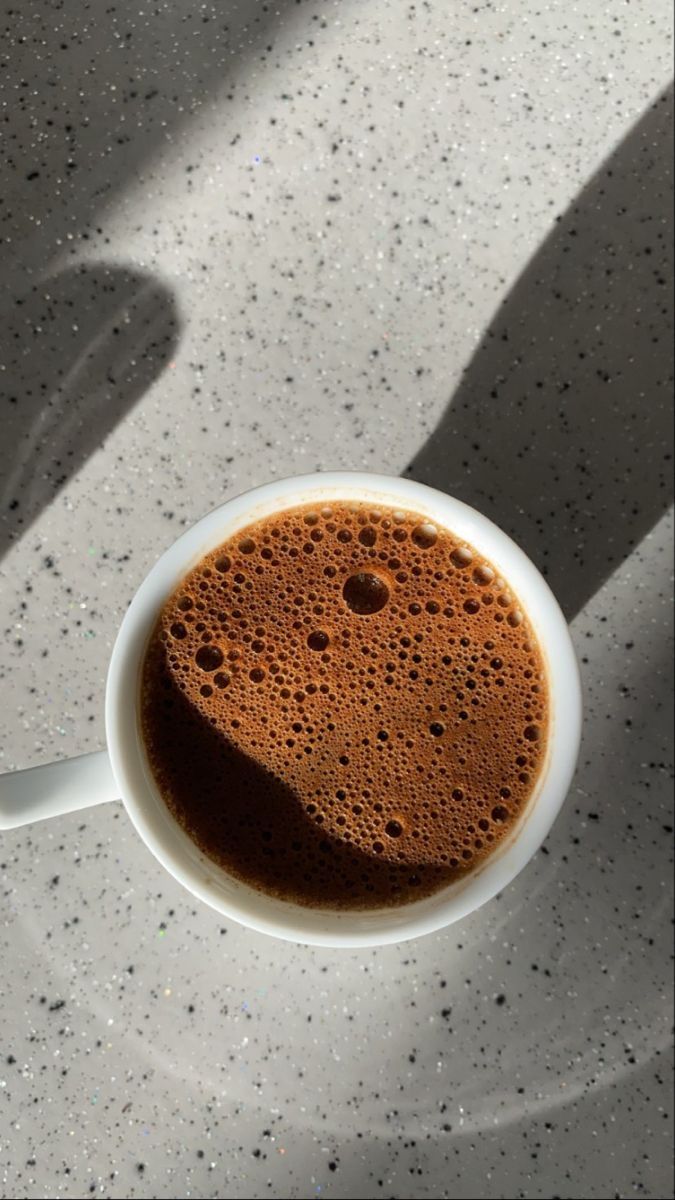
[141,501,548,910]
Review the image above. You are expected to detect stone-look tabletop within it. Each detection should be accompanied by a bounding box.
[0,2,673,1197]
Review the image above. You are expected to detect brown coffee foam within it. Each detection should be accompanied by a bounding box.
[141,502,548,909]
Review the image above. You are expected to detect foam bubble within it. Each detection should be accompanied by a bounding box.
[195,645,224,671]
[473,565,494,585]
[412,523,438,549]
[307,631,330,652]
[343,572,390,615]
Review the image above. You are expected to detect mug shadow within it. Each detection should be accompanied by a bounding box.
[0,263,181,560]
[142,639,456,910]
[407,86,674,621]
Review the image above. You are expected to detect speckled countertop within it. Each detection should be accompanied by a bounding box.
[1,2,673,1198]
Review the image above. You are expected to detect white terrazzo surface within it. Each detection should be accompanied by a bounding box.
[0,2,673,1197]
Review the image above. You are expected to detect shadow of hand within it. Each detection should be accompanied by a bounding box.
[0,264,181,559]
[407,87,674,619]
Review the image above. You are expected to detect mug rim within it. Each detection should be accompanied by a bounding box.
[105,472,582,947]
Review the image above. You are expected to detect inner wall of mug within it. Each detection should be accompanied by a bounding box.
[106,474,580,945]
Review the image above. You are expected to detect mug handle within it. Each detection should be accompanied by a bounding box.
[0,751,119,830]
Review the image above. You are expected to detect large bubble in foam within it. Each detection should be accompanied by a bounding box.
[343,572,390,615]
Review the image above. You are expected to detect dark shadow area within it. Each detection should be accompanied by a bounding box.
[141,638,457,909]
[0,0,299,296]
[407,87,674,620]
[0,0,304,554]
[0,264,180,558]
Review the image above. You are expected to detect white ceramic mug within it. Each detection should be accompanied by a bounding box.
[0,473,581,946]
